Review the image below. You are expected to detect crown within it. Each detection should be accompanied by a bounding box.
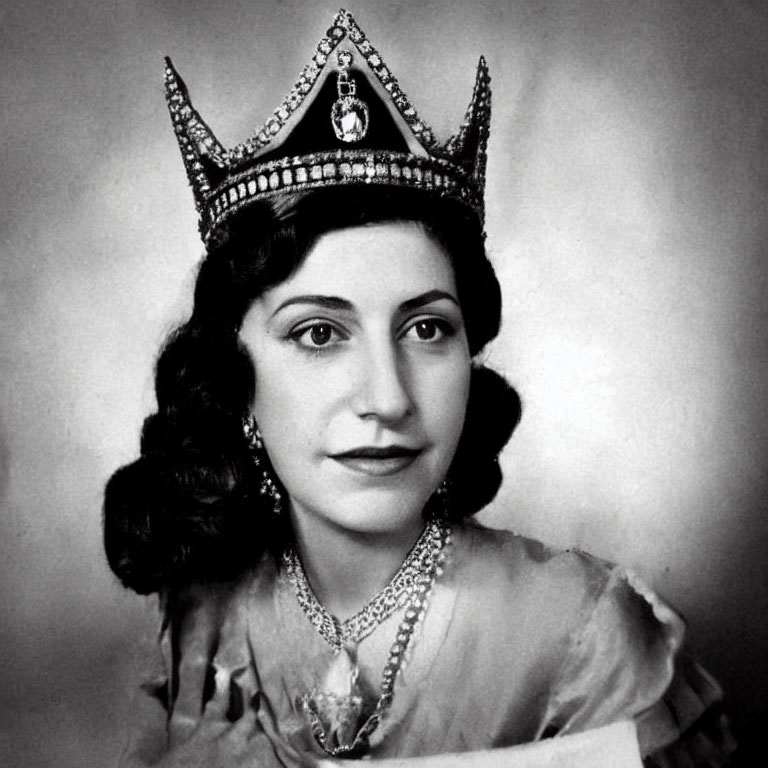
[164,9,491,245]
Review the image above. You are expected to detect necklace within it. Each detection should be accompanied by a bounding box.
[281,519,447,653]
[282,520,452,757]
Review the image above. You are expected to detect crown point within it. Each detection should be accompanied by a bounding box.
[477,56,491,84]
[335,9,351,29]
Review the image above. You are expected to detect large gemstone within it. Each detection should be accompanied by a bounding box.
[331,97,369,143]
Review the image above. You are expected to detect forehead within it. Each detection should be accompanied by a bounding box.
[269,221,456,302]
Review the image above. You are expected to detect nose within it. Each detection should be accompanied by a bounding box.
[351,338,413,423]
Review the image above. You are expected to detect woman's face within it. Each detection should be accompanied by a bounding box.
[239,221,471,541]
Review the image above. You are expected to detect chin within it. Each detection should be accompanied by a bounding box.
[307,485,432,537]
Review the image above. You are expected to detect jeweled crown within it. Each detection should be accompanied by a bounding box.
[165,9,491,245]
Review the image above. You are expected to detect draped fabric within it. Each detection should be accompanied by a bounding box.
[119,523,735,767]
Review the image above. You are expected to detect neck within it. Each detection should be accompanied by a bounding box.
[288,507,426,620]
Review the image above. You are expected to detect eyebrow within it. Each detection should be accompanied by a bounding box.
[399,290,460,313]
[270,295,352,319]
[270,290,460,319]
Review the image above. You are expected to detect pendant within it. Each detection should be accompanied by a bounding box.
[331,96,369,143]
[302,645,364,753]
[331,48,369,144]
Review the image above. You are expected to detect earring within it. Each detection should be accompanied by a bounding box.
[243,415,284,517]
[434,478,451,520]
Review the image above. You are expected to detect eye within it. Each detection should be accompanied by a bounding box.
[307,323,333,346]
[403,318,454,342]
[289,321,345,349]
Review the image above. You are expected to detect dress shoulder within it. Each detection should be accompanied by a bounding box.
[451,522,629,652]
[454,523,734,765]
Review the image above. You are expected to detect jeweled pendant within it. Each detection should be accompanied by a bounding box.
[331,96,369,143]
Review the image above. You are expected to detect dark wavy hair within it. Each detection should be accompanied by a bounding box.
[103,187,521,594]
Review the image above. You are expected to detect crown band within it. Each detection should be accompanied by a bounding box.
[165,9,491,245]
[207,149,481,234]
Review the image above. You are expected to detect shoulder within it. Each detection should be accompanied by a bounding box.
[449,522,687,718]
[449,522,621,633]
[454,520,612,581]
[451,521,676,625]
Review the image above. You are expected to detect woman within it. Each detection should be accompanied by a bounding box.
[105,10,734,767]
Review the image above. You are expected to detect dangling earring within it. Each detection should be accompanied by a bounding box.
[434,478,451,520]
[243,415,284,517]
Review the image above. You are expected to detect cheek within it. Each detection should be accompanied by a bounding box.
[417,355,471,446]
[448,366,472,441]
[251,356,342,452]
[252,368,309,436]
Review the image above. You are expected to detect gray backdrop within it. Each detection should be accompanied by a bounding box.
[1,0,766,765]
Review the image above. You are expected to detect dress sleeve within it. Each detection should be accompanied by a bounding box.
[640,654,736,767]
[117,581,262,766]
[117,595,171,767]
[538,561,736,766]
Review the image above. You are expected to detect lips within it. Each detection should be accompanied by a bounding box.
[330,446,422,476]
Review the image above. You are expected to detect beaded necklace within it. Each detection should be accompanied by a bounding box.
[281,520,451,757]
[282,519,447,652]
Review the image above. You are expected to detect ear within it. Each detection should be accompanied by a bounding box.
[164,57,229,212]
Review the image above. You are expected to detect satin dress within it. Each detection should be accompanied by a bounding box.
[119,522,734,767]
